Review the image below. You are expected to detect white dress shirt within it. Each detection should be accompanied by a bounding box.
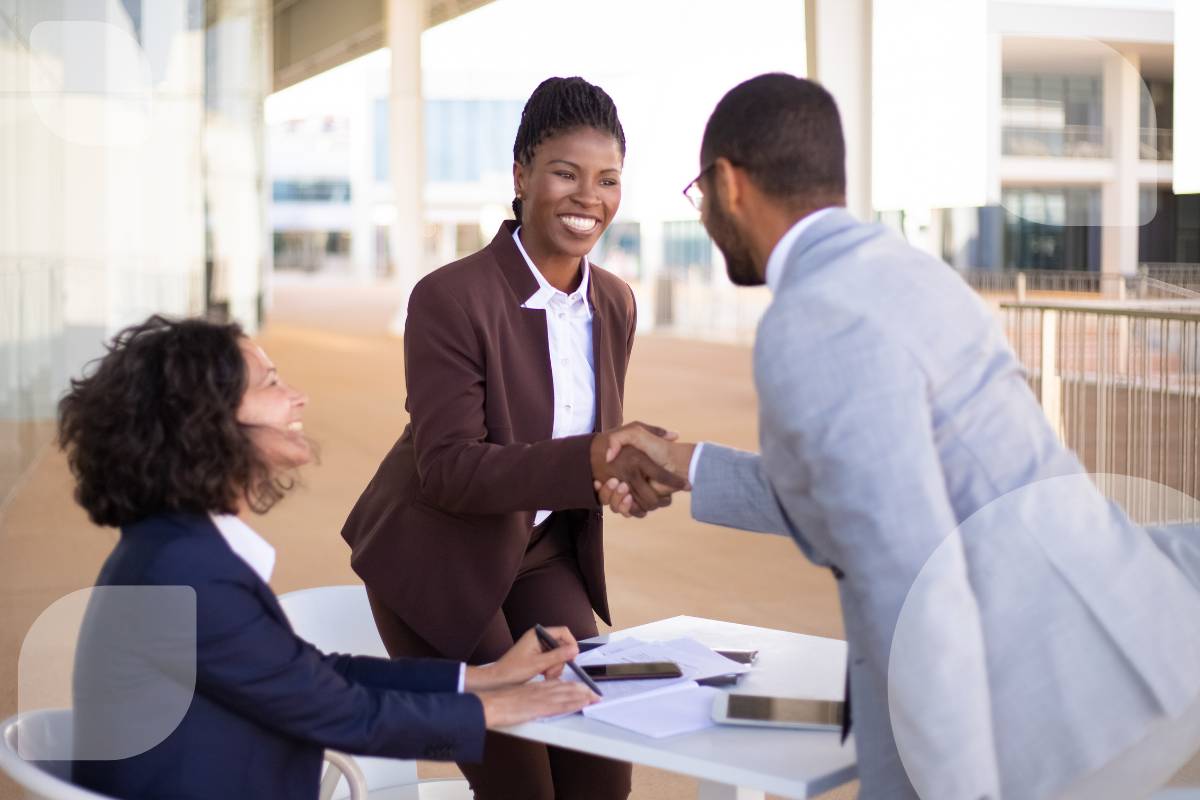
[513,227,597,527]
[208,513,467,691]
[688,208,837,483]
[210,513,277,583]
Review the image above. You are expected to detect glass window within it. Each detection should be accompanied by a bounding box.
[663,221,713,282]
[424,99,524,183]
[1002,71,1103,157]
[1003,187,1101,270]
[593,222,642,280]
[271,179,351,203]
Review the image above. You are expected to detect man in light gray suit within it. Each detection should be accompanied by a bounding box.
[599,74,1200,799]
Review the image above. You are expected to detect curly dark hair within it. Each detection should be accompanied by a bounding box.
[58,315,292,527]
[511,76,626,223]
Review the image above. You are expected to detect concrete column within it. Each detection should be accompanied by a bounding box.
[206,0,271,331]
[805,0,872,221]
[1101,48,1141,286]
[386,0,425,332]
[348,59,375,283]
[985,29,1003,207]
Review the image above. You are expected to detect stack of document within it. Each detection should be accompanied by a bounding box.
[559,637,751,738]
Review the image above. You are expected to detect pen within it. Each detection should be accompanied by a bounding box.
[533,623,604,697]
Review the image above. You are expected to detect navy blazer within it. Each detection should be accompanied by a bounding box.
[71,513,485,800]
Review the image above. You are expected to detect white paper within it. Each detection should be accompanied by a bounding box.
[548,637,751,735]
[583,683,720,738]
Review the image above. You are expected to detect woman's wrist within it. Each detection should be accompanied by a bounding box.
[464,663,508,692]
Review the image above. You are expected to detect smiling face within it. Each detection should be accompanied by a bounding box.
[513,126,623,260]
[235,339,311,471]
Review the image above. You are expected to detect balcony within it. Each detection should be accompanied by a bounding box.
[1002,125,1107,159]
[1140,127,1173,161]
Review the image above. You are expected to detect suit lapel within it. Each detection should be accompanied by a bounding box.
[593,312,605,432]
[520,306,555,442]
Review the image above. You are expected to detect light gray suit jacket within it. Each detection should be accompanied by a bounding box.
[692,208,1200,799]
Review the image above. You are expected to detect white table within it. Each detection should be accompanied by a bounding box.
[504,616,856,799]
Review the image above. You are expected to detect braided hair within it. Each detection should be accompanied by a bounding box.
[511,76,625,223]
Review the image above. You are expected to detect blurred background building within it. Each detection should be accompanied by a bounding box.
[2,0,1198,492]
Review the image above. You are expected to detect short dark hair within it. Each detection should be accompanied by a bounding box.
[58,315,291,527]
[701,73,845,208]
[511,76,626,222]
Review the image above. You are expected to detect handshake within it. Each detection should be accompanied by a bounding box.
[589,422,695,518]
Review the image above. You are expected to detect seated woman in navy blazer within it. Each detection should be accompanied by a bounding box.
[59,315,596,800]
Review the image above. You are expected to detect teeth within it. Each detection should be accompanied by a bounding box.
[561,215,598,233]
[287,421,303,432]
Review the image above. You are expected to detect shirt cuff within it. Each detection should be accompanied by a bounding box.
[688,443,706,486]
[458,663,466,693]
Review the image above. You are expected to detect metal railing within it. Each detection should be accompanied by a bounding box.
[962,268,1200,301]
[1139,127,1173,161]
[1002,300,1200,523]
[1001,125,1108,159]
[1142,263,1200,294]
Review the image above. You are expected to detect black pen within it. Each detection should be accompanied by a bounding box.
[533,623,604,697]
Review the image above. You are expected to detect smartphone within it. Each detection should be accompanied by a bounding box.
[696,673,742,687]
[581,661,683,681]
[711,694,844,731]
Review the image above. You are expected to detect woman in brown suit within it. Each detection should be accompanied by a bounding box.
[341,77,684,799]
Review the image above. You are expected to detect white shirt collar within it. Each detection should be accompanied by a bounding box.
[764,207,837,293]
[209,513,276,583]
[513,226,592,317]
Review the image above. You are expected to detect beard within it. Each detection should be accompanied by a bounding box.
[704,190,762,287]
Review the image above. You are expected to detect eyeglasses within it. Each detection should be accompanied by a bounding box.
[682,163,715,212]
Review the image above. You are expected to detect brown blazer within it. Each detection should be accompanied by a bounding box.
[341,222,636,660]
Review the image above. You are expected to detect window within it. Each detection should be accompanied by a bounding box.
[663,221,713,282]
[273,231,352,272]
[1139,189,1200,264]
[424,99,524,183]
[1139,80,1173,161]
[1002,187,1101,270]
[593,222,642,280]
[271,179,351,203]
[1002,72,1104,158]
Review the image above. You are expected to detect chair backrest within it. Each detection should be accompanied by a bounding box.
[277,585,419,795]
[279,585,389,658]
[0,710,115,799]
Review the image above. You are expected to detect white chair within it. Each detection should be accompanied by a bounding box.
[278,585,473,800]
[0,709,115,800]
[0,707,455,800]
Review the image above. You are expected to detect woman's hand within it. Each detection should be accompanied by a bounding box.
[592,423,695,517]
[477,680,598,728]
[464,626,580,691]
[590,422,689,517]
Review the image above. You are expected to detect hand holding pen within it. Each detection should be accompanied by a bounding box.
[534,623,605,697]
[465,625,599,727]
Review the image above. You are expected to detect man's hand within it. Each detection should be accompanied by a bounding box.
[591,422,688,517]
[464,626,579,691]
[591,423,696,517]
[476,680,598,728]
